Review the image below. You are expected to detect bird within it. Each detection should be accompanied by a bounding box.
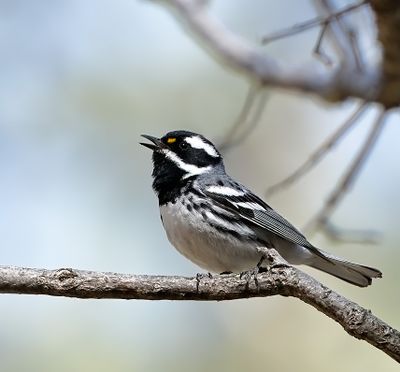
[140,130,382,287]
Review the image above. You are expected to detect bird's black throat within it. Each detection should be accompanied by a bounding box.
[151,151,192,205]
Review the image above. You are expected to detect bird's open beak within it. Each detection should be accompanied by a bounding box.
[140,134,167,151]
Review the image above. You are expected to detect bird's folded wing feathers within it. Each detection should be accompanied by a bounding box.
[203,187,314,249]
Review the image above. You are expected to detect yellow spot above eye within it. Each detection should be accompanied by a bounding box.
[167,137,176,144]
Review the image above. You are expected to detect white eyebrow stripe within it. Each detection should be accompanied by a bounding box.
[233,201,266,211]
[163,149,212,179]
[185,136,219,158]
[206,185,245,196]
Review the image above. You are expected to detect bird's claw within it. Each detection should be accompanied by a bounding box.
[195,272,213,293]
[240,266,261,291]
[240,255,270,291]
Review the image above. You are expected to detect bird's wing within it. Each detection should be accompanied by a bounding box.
[202,184,314,249]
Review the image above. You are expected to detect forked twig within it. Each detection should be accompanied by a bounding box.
[261,0,367,45]
[313,21,333,65]
[306,108,388,235]
[158,0,380,102]
[318,220,381,244]
[316,0,364,70]
[266,102,368,196]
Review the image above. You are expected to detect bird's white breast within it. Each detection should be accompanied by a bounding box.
[159,198,261,273]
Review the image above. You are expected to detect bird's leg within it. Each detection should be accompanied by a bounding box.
[195,272,213,293]
[240,248,289,291]
[240,266,261,291]
[240,255,266,291]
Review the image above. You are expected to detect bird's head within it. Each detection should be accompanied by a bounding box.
[140,130,224,197]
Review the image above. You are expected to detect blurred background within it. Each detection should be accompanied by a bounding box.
[0,0,399,371]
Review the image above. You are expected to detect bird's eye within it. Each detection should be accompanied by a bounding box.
[179,141,189,151]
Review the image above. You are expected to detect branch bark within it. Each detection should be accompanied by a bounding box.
[0,264,399,362]
[370,0,400,107]
[158,0,400,107]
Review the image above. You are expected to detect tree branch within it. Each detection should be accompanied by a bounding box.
[261,0,367,45]
[159,0,383,104]
[266,102,368,196]
[314,0,361,69]
[219,84,269,153]
[306,108,388,234]
[370,0,400,107]
[313,21,334,65]
[0,264,399,362]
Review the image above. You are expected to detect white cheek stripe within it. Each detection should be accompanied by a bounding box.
[206,185,245,196]
[185,136,219,158]
[163,149,212,179]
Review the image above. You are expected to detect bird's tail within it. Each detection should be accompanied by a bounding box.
[308,249,382,287]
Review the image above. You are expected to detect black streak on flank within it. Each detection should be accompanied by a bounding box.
[193,204,201,212]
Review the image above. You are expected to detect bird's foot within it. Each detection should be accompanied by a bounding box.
[240,250,290,291]
[240,267,261,291]
[240,255,267,291]
[195,272,213,293]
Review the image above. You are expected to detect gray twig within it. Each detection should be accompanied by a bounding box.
[0,264,398,362]
[313,21,333,65]
[306,108,388,234]
[266,102,368,196]
[317,220,381,244]
[159,0,380,103]
[219,85,269,153]
[315,0,360,70]
[261,0,367,45]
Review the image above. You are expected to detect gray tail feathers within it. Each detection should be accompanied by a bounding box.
[308,251,382,287]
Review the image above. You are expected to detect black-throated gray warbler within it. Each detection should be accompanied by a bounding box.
[141,130,381,287]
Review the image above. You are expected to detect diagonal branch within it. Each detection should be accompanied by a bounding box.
[313,21,334,65]
[316,219,381,244]
[219,85,269,152]
[261,0,367,45]
[0,264,399,362]
[315,0,361,69]
[306,108,388,233]
[266,102,368,196]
